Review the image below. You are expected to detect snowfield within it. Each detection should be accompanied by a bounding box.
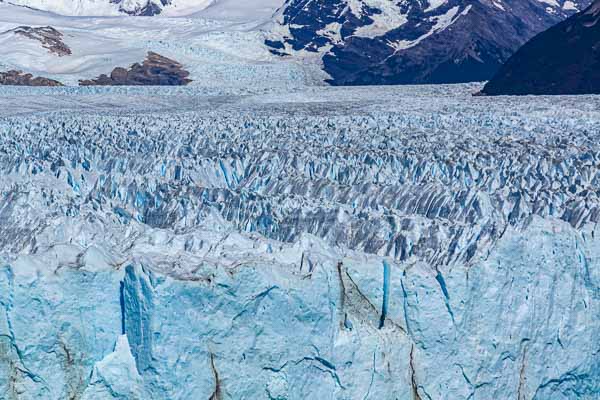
[0,2,323,87]
[0,84,599,399]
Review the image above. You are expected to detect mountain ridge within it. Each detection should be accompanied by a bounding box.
[481,0,600,95]
[267,0,592,85]
[0,0,594,86]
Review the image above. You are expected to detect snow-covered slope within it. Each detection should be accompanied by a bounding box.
[1,0,215,16]
[0,0,593,86]
[0,2,324,87]
[0,84,599,399]
[1,0,282,17]
[188,0,283,21]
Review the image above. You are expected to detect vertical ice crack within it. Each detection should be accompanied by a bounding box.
[209,353,222,400]
[517,346,529,400]
[119,281,126,335]
[336,261,350,330]
[378,261,391,329]
[362,350,377,400]
[401,277,412,336]
[409,345,423,400]
[435,270,455,324]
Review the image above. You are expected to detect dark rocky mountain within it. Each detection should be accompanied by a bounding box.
[481,0,600,95]
[112,0,172,16]
[79,52,192,86]
[267,0,592,85]
[8,26,71,56]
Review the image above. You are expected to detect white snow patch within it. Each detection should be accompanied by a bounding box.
[353,0,409,38]
[387,5,469,52]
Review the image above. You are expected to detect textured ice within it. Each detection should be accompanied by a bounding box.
[0,84,599,399]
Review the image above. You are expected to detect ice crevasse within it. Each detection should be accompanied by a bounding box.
[0,88,599,399]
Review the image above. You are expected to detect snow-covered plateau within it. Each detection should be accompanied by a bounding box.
[0,2,325,88]
[0,84,599,399]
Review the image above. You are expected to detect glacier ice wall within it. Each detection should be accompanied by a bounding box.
[0,86,599,399]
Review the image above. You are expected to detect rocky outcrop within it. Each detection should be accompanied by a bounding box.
[481,0,600,95]
[79,52,192,86]
[0,70,63,86]
[120,0,168,16]
[8,26,71,56]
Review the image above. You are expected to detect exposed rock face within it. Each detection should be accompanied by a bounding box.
[79,52,192,86]
[112,0,172,16]
[9,26,72,56]
[482,0,600,95]
[0,70,63,86]
[0,86,598,399]
[268,0,592,85]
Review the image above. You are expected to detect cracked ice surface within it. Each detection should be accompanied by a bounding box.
[0,84,599,399]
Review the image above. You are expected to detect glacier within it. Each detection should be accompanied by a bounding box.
[0,84,599,399]
[0,2,326,89]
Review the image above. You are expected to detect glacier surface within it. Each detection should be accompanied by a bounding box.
[0,84,599,399]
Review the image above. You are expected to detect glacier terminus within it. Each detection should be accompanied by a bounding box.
[0,84,598,399]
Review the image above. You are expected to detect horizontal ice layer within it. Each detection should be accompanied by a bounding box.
[0,85,599,399]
